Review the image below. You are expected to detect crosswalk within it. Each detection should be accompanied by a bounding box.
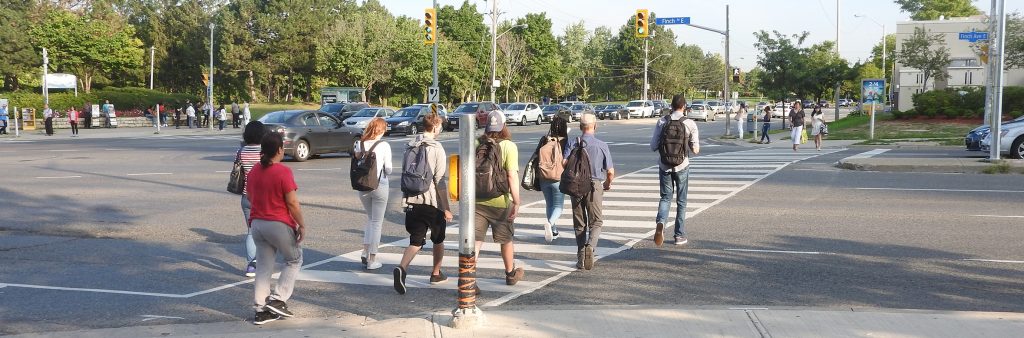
[289,148,840,305]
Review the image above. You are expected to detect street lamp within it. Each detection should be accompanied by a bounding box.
[208,22,214,131]
[644,53,671,101]
[490,23,527,103]
[855,14,887,108]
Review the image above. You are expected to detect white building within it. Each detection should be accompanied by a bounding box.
[894,15,1024,112]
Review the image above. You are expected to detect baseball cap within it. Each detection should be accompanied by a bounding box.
[485,110,505,132]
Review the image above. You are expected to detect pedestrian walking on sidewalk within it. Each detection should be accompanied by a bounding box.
[68,107,79,136]
[232,102,241,128]
[789,101,806,152]
[651,95,700,247]
[533,116,568,243]
[237,121,265,278]
[246,132,306,325]
[354,118,392,271]
[243,102,252,126]
[474,110,525,285]
[810,105,825,151]
[759,106,772,144]
[217,105,227,131]
[43,104,55,136]
[563,113,615,270]
[186,101,196,129]
[0,101,9,135]
[102,100,114,128]
[733,102,746,140]
[393,114,453,295]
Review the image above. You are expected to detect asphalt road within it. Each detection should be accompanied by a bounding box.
[1,116,1022,335]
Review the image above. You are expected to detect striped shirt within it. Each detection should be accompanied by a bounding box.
[238,145,261,195]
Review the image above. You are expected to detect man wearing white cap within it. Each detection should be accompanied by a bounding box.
[474,110,525,288]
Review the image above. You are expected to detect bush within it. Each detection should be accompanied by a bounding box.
[0,88,199,114]
[1004,86,1024,112]
[914,90,957,117]
[1010,111,1024,119]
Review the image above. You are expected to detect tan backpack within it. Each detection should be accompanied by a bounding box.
[537,136,564,181]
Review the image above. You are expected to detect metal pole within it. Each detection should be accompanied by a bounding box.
[870,102,875,139]
[13,106,19,137]
[643,38,649,101]
[155,103,161,134]
[42,48,49,108]
[723,5,732,136]
[432,0,439,99]
[149,46,155,90]
[991,0,1007,160]
[983,0,998,126]
[489,0,497,103]
[208,23,215,131]
[882,25,887,108]
[834,0,841,121]
[451,114,483,329]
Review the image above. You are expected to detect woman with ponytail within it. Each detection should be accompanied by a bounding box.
[245,132,307,325]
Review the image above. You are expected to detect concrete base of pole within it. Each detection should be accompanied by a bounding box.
[449,307,486,329]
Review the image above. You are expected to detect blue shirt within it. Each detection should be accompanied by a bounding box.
[563,133,613,181]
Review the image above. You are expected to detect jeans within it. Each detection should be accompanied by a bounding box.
[218,120,226,130]
[657,168,689,238]
[539,178,564,232]
[187,116,194,128]
[760,123,771,143]
[251,219,302,311]
[240,195,256,263]
[358,179,389,255]
[570,180,604,250]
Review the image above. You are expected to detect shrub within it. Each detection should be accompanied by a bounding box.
[1010,110,1024,119]
[0,88,199,113]
[1004,86,1024,112]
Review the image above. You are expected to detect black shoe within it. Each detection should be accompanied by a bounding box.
[505,266,525,286]
[253,311,280,325]
[430,271,448,285]
[265,299,294,318]
[393,266,407,294]
[584,245,594,270]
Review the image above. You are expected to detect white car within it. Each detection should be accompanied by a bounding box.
[706,100,724,117]
[625,100,654,118]
[344,107,395,129]
[504,102,543,126]
[980,122,1024,159]
[772,102,788,118]
[686,103,714,122]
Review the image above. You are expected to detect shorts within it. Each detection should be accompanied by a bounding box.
[475,204,514,244]
[405,204,445,247]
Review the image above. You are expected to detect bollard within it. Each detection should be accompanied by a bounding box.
[13,106,19,137]
[450,114,485,329]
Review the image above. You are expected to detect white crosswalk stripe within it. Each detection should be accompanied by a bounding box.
[292,147,843,306]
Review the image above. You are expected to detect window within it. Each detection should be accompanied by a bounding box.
[301,113,319,126]
[950,59,980,67]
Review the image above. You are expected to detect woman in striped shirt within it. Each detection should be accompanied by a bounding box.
[238,121,265,277]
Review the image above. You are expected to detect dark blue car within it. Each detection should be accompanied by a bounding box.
[965,116,1024,151]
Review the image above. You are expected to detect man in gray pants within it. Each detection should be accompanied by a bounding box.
[563,113,615,270]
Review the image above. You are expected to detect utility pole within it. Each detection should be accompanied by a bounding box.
[834,0,842,121]
[432,0,439,97]
[643,38,649,101]
[723,5,732,136]
[149,46,155,90]
[42,48,49,107]
[990,0,1007,160]
[208,23,215,131]
[489,0,498,103]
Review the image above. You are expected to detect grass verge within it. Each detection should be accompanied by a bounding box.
[981,161,1012,174]
[826,114,976,140]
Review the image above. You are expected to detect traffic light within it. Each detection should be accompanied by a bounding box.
[732,68,741,83]
[424,8,437,45]
[635,9,649,38]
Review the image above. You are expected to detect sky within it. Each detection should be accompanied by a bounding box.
[384,0,1022,70]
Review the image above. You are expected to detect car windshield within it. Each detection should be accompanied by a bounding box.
[689,105,705,110]
[352,108,380,117]
[259,111,302,124]
[394,108,420,118]
[319,104,344,114]
[609,105,624,109]
[627,101,644,107]
[499,103,511,109]
[454,104,480,113]
[508,104,526,110]
[707,101,721,106]
[343,103,367,112]
[571,104,587,110]
[542,105,560,111]
[594,105,608,110]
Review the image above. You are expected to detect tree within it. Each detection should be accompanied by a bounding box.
[0,0,39,91]
[898,26,951,92]
[1007,13,1023,69]
[582,26,613,100]
[753,30,810,101]
[895,0,980,21]
[436,1,488,102]
[870,34,897,81]
[805,41,851,102]
[558,21,588,98]
[514,13,561,99]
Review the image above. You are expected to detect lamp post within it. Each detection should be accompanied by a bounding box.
[149,46,155,90]
[489,18,527,103]
[643,52,672,101]
[208,22,214,131]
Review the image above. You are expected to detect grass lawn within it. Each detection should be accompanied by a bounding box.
[825,114,977,141]
[248,102,319,121]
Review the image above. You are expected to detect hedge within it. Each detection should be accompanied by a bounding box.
[1,88,200,116]
[906,86,1024,119]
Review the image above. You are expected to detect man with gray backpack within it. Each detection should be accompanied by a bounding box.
[650,95,700,247]
[561,113,615,270]
[474,110,525,287]
[393,114,453,295]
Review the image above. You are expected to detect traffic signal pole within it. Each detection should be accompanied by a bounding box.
[643,38,649,101]
[723,5,731,136]
[431,0,439,97]
[451,114,483,329]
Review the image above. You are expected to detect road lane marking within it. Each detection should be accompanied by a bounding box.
[971,215,1024,218]
[853,188,1024,193]
[126,173,173,176]
[724,248,831,255]
[35,175,82,179]
[0,283,187,298]
[214,170,231,173]
[962,259,1024,264]
[47,149,75,152]
[842,149,891,160]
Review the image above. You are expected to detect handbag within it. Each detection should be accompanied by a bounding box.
[820,124,829,135]
[800,127,809,143]
[227,149,246,195]
[521,154,540,191]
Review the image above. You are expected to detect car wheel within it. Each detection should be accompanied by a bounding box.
[535,115,541,125]
[294,139,311,162]
[520,117,527,126]
[1011,136,1024,159]
[409,125,418,135]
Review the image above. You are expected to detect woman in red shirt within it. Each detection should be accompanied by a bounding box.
[246,132,307,325]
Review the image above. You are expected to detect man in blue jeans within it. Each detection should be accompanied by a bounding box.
[650,95,700,246]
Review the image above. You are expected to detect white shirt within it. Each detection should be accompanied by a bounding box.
[43,109,53,118]
[186,106,196,117]
[353,139,393,178]
[243,104,251,120]
[218,108,227,121]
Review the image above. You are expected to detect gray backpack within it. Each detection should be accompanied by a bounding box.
[401,143,434,197]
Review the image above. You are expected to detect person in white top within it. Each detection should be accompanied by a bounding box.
[733,102,747,140]
[354,117,393,270]
[186,102,196,129]
[217,104,227,131]
[810,105,825,151]
[242,102,251,126]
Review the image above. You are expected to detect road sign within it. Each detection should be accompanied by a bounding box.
[655,17,690,25]
[861,79,885,105]
[958,32,989,42]
[428,86,439,103]
[430,103,438,116]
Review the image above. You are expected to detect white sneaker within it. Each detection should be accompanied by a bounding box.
[543,222,553,243]
[366,260,383,270]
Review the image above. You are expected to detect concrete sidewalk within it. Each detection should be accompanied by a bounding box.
[0,124,242,140]
[836,157,1024,174]
[10,305,1024,338]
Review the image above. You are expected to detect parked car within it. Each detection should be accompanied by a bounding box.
[772,102,788,118]
[448,101,500,130]
[652,100,671,117]
[686,104,714,122]
[319,102,370,121]
[385,104,450,136]
[559,100,584,109]
[499,103,512,111]
[541,104,571,122]
[802,100,816,109]
[259,110,359,162]
[970,115,1024,152]
[755,101,770,112]
[344,107,396,129]
[838,99,852,107]
[706,100,724,116]
[625,100,654,118]
[596,104,628,120]
[818,100,830,108]
[569,104,595,121]
[503,102,543,126]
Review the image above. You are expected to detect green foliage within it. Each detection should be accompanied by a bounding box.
[1,87,198,112]
[753,30,811,101]
[1008,13,1023,69]
[909,87,990,119]
[898,27,951,91]
[895,0,981,21]
[0,0,38,91]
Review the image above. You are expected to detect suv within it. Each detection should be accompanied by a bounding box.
[626,100,654,118]
[319,102,369,121]
[448,101,500,130]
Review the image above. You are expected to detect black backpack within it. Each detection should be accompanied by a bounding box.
[475,138,510,199]
[350,140,381,191]
[559,138,593,198]
[658,116,689,167]
[401,143,434,197]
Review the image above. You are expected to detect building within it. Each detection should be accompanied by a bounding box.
[894,15,1024,112]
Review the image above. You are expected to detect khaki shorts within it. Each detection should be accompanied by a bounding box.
[475,204,514,244]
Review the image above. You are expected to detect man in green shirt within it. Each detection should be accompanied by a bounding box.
[474,111,525,287]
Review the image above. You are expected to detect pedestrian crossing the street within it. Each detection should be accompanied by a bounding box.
[290,148,842,305]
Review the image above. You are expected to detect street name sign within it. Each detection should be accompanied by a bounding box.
[655,17,690,25]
